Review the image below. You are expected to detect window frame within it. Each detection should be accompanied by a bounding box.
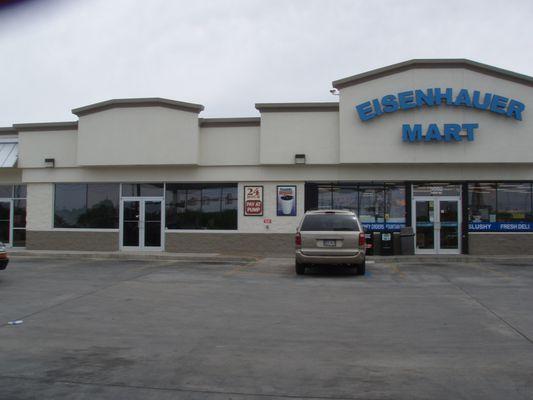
[53,183,120,229]
[165,183,238,231]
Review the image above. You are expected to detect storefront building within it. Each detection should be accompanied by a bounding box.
[0,59,532,255]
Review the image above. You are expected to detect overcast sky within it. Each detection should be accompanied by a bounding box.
[0,0,531,126]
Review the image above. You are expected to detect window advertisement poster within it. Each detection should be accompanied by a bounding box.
[277,186,297,216]
[244,186,263,216]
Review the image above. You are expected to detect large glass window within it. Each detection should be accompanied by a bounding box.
[385,185,406,223]
[166,183,237,230]
[332,186,358,211]
[122,183,164,197]
[54,183,119,228]
[312,183,405,227]
[0,185,13,198]
[468,183,497,223]
[358,186,385,223]
[468,182,533,231]
[318,186,333,209]
[496,183,532,222]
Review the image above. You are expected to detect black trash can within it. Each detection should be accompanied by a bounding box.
[380,231,393,256]
[400,227,415,255]
[392,232,402,255]
[372,232,381,255]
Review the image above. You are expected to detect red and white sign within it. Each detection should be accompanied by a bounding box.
[244,186,263,216]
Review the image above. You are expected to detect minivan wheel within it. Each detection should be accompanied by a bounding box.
[295,261,306,275]
[357,260,366,276]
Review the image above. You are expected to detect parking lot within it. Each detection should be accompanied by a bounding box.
[1,256,532,400]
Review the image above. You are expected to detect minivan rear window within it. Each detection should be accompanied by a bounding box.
[300,214,360,231]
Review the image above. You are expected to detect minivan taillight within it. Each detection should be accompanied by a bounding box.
[295,232,302,247]
[359,232,366,247]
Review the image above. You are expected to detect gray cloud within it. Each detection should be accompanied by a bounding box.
[0,0,532,125]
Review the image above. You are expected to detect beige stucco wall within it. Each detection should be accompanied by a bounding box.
[237,182,305,233]
[199,126,259,165]
[26,183,53,230]
[18,130,78,168]
[338,68,533,164]
[77,106,199,166]
[20,163,533,184]
[0,168,22,184]
[259,111,339,164]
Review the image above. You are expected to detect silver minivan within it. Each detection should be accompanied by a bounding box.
[295,210,366,275]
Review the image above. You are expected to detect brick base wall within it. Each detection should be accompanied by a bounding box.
[468,233,533,255]
[165,232,294,256]
[26,231,119,251]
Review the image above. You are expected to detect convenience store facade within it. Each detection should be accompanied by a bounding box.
[0,59,532,255]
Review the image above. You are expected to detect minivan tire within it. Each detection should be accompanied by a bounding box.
[295,262,306,275]
[357,260,366,276]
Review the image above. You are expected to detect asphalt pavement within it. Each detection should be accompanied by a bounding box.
[1,256,532,399]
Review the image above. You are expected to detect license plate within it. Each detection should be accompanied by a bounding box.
[323,240,336,247]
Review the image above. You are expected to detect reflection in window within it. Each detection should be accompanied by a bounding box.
[313,183,405,226]
[359,186,384,223]
[385,185,406,223]
[121,183,164,197]
[0,185,13,198]
[468,183,497,223]
[54,183,119,228]
[332,186,358,211]
[318,186,333,209]
[496,183,532,222]
[13,185,26,198]
[3,185,26,247]
[166,184,237,230]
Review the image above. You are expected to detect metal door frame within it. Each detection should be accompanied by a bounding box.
[119,197,164,251]
[412,196,461,255]
[0,198,12,247]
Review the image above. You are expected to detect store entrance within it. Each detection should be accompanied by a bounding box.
[413,196,461,254]
[120,198,164,251]
[0,200,11,246]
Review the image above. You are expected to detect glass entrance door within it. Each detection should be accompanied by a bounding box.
[121,198,163,250]
[0,200,11,246]
[415,199,435,252]
[413,197,461,254]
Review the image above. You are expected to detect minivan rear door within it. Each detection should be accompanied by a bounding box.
[299,214,362,256]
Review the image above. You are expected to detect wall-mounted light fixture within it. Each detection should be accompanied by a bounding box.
[44,158,55,168]
[294,154,306,164]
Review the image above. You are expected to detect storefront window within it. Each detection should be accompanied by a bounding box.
[54,183,119,228]
[121,183,164,197]
[317,186,333,209]
[13,185,26,198]
[0,185,13,198]
[165,183,237,230]
[496,183,532,222]
[385,185,406,224]
[312,183,405,228]
[221,187,238,211]
[468,183,497,223]
[332,186,358,211]
[13,185,26,247]
[358,186,384,223]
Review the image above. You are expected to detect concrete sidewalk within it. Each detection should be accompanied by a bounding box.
[7,248,533,265]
